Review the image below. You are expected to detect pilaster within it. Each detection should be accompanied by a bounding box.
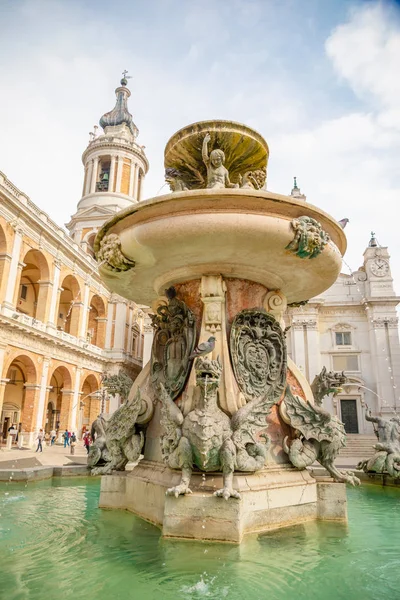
[46,259,61,330]
[35,357,51,431]
[2,226,23,315]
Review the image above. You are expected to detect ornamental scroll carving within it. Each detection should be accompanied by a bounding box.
[150,287,196,400]
[230,309,287,402]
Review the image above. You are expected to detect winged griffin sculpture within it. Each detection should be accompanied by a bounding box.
[281,386,360,485]
[88,389,144,475]
[310,366,347,406]
[159,355,279,499]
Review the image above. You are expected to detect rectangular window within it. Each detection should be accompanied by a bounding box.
[332,354,359,371]
[335,331,352,346]
[20,285,28,300]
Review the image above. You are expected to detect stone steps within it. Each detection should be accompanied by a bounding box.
[339,435,376,457]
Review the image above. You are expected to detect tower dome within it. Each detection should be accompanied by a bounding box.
[99,76,138,138]
[67,72,149,252]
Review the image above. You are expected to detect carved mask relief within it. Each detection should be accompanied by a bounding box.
[230,310,287,401]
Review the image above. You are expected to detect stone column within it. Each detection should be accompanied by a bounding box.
[133,164,139,201]
[70,367,82,435]
[2,227,23,315]
[59,389,75,431]
[90,157,99,193]
[105,301,115,350]
[78,282,91,340]
[12,260,26,308]
[0,382,8,430]
[128,159,135,197]
[46,259,61,331]
[142,322,153,366]
[127,306,134,353]
[22,384,41,445]
[138,171,143,201]
[369,312,400,413]
[35,357,51,432]
[291,320,307,377]
[35,280,52,323]
[0,343,7,418]
[114,301,127,351]
[115,156,123,194]
[85,160,93,195]
[109,155,116,192]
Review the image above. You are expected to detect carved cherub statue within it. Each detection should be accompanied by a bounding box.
[202,133,238,189]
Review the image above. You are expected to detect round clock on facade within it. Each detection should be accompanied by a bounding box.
[370,259,389,277]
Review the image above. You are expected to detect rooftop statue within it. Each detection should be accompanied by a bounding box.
[202,133,239,189]
[311,366,347,406]
[358,409,400,478]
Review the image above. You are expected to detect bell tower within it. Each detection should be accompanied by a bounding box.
[67,73,149,254]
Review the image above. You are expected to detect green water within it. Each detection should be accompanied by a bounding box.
[1,479,400,600]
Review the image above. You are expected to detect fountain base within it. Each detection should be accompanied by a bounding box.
[99,461,347,543]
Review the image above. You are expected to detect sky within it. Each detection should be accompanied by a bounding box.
[0,0,399,290]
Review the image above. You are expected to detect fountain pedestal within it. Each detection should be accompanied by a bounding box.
[100,464,346,543]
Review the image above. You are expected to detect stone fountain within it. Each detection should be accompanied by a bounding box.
[92,120,359,543]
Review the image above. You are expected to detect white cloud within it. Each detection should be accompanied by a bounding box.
[326,2,400,108]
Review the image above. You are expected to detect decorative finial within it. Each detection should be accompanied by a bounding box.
[293,176,298,189]
[369,232,378,247]
[121,69,132,87]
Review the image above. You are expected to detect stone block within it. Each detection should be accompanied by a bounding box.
[316,480,347,521]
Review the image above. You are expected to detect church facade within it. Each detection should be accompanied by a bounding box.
[0,76,152,444]
[286,228,400,435]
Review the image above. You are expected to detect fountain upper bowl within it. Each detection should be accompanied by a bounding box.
[95,188,346,305]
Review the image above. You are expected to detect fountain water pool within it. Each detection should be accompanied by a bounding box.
[1,478,399,600]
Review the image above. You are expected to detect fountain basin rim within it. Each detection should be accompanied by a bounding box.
[95,188,346,256]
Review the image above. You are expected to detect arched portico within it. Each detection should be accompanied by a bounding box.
[15,249,51,322]
[1,354,38,438]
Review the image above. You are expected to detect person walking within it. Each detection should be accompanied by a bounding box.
[83,432,91,454]
[63,429,70,448]
[35,429,44,453]
[70,432,77,455]
[50,429,56,445]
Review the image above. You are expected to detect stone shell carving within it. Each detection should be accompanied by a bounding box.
[285,216,330,259]
[150,287,196,400]
[96,233,135,272]
[230,309,287,402]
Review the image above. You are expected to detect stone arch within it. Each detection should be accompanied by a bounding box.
[47,365,73,432]
[0,221,8,254]
[57,274,83,336]
[88,294,106,348]
[16,249,51,322]
[80,373,101,430]
[1,354,38,437]
[82,230,97,258]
